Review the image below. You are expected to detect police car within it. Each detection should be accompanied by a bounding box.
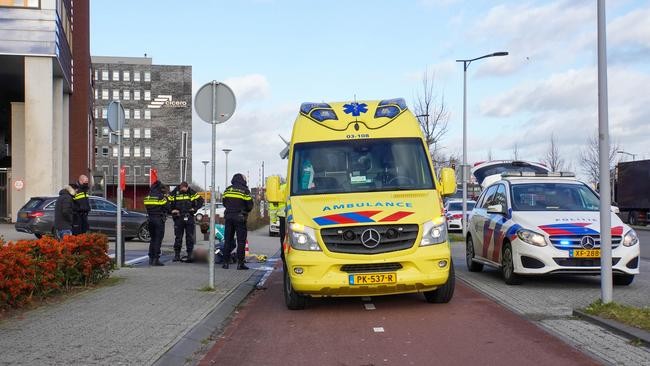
[466,172,640,285]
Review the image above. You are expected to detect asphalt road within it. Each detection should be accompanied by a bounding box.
[636,228,650,260]
[200,267,597,366]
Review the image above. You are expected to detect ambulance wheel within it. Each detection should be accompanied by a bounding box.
[284,264,307,310]
[424,261,455,303]
[613,274,635,286]
[502,243,522,285]
[466,236,484,272]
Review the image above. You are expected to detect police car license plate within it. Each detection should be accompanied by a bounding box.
[571,249,600,258]
[349,273,396,285]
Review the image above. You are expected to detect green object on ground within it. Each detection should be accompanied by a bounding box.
[584,300,650,332]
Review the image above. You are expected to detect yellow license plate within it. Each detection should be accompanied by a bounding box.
[348,273,397,285]
[571,249,600,258]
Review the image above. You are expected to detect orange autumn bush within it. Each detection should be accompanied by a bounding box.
[0,233,112,308]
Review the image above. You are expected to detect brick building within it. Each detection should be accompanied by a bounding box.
[91,56,192,210]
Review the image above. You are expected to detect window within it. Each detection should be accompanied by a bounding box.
[144,110,151,119]
[123,147,130,157]
[479,185,498,209]
[102,107,108,119]
[144,90,151,101]
[144,165,151,177]
[134,72,140,82]
[133,128,141,138]
[112,89,120,100]
[94,89,98,99]
[102,127,109,136]
[94,108,98,119]
[102,70,109,81]
[94,70,98,81]
[124,109,130,119]
[144,71,151,82]
[124,166,130,176]
[144,128,151,138]
[134,90,141,100]
[102,166,109,176]
[134,109,141,119]
[94,127,98,137]
[102,89,109,100]
[510,183,600,212]
[144,147,151,157]
[123,90,130,100]
[112,166,118,177]
[134,166,141,176]
[112,146,118,157]
[112,70,120,81]
[123,128,130,139]
[493,184,508,207]
[94,146,98,156]
[123,71,130,81]
[133,146,141,157]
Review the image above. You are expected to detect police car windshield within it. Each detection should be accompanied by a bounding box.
[291,138,434,196]
[510,183,600,211]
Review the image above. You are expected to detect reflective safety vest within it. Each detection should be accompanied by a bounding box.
[277,184,287,218]
[144,195,168,216]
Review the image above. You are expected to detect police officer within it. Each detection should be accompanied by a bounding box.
[144,180,168,266]
[222,173,254,270]
[277,182,287,261]
[72,175,91,234]
[169,182,204,262]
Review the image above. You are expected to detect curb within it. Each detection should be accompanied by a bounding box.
[573,309,650,347]
[153,269,267,366]
[631,225,650,232]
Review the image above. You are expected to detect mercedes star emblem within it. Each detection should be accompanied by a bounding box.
[360,229,381,249]
[580,236,596,249]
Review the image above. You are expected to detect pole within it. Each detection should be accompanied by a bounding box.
[461,62,468,238]
[224,150,231,189]
[116,101,123,268]
[208,81,217,289]
[597,0,612,303]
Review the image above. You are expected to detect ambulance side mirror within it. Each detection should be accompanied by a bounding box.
[439,168,457,197]
[266,176,282,203]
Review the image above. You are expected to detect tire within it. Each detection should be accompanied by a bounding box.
[502,243,522,285]
[466,236,484,272]
[613,274,635,286]
[628,211,638,226]
[195,213,203,222]
[283,264,307,310]
[35,233,43,239]
[137,223,151,242]
[424,260,455,303]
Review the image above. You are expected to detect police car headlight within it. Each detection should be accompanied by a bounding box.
[289,223,321,251]
[516,229,547,247]
[420,219,448,246]
[623,229,639,247]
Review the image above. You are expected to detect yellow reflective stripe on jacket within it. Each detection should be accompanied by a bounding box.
[73,192,88,200]
[223,191,252,201]
[172,195,191,201]
[190,193,201,201]
[143,196,167,205]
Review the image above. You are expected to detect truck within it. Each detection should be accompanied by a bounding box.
[266,98,457,309]
[614,159,650,226]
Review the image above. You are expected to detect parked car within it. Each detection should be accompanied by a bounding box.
[194,203,225,222]
[466,171,640,286]
[444,199,476,232]
[15,196,150,241]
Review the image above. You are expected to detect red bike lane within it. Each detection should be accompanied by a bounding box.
[200,269,599,366]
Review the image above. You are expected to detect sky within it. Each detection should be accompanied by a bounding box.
[90,0,650,188]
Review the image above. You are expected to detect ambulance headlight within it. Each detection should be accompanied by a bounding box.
[420,219,448,246]
[516,229,547,247]
[289,223,322,251]
[623,229,639,247]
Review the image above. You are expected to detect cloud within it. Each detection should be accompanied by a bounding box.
[223,74,271,103]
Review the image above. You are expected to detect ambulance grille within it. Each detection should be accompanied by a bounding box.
[320,224,419,254]
[549,235,622,250]
[340,263,403,273]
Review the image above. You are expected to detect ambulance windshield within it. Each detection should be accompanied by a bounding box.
[291,138,434,196]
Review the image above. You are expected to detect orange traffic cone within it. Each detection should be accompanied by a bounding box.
[245,240,250,257]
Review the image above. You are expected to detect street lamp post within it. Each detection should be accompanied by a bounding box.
[456,52,508,238]
[201,160,209,192]
[223,149,232,191]
[616,150,636,161]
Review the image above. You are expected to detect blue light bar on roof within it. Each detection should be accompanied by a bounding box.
[378,98,407,110]
[375,98,407,119]
[300,102,332,115]
[310,109,338,122]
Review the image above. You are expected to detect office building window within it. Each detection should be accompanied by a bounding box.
[134,90,141,100]
[113,166,118,177]
[123,128,130,139]
[134,146,141,157]
[94,146,98,156]
[112,146,118,157]
[102,127,109,136]
[123,71,130,81]
[112,70,120,81]
[123,147,130,157]
[102,147,109,157]
[95,127,99,137]
[144,147,151,157]
[94,89,98,99]
[144,71,151,82]
[94,108,98,119]
[133,128,141,138]
[144,110,151,119]
[124,109,130,119]
[134,72,140,82]
[112,89,120,100]
[134,166,141,176]
[94,70,99,81]
[102,89,109,100]
[144,165,151,177]
[144,90,151,101]
[102,166,109,176]
[102,108,108,119]
[102,70,109,81]
[123,90,130,100]
[144,128,151,138]
[134,110,141,119]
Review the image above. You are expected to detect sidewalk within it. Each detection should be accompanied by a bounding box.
[0,226,279,365]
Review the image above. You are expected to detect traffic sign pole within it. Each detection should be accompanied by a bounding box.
[209,81,217,289]
[108,101,126,268]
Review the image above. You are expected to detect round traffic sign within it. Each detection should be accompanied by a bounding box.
[14,179,24,191]
[194,81,236,124]
[107,101,125,132]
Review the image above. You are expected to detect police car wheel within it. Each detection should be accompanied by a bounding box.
[502,243,522,285]
[138,223,151,242]
[424,260,455,303]
[465,236,484,272]
[613,274,635,286]
[284,264,307,310]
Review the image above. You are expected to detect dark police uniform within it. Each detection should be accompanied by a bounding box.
[222,174,254,269]
[144,181,168,266]
[169,185,204,261]
[72,184,91,234]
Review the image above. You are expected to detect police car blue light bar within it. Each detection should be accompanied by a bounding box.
[500,171,576,178]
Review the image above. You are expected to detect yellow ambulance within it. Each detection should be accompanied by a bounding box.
[266,99,457,309]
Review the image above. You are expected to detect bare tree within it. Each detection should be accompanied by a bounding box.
[579,133,619,186]
[512,143,520,160]
[541,133,565,172]
[413,71,449,157]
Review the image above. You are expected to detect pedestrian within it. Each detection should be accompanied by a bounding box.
[144,180,169,266]
[222,173,254,270]
[169,181,204,262]
[72,174,91,234]
[277,182,287,262]
[54,184,77,240]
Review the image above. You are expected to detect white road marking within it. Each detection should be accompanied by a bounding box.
[364,303,376,310]
[361,296,372,302]
[373,327,384,333]
[126,255,150,265]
